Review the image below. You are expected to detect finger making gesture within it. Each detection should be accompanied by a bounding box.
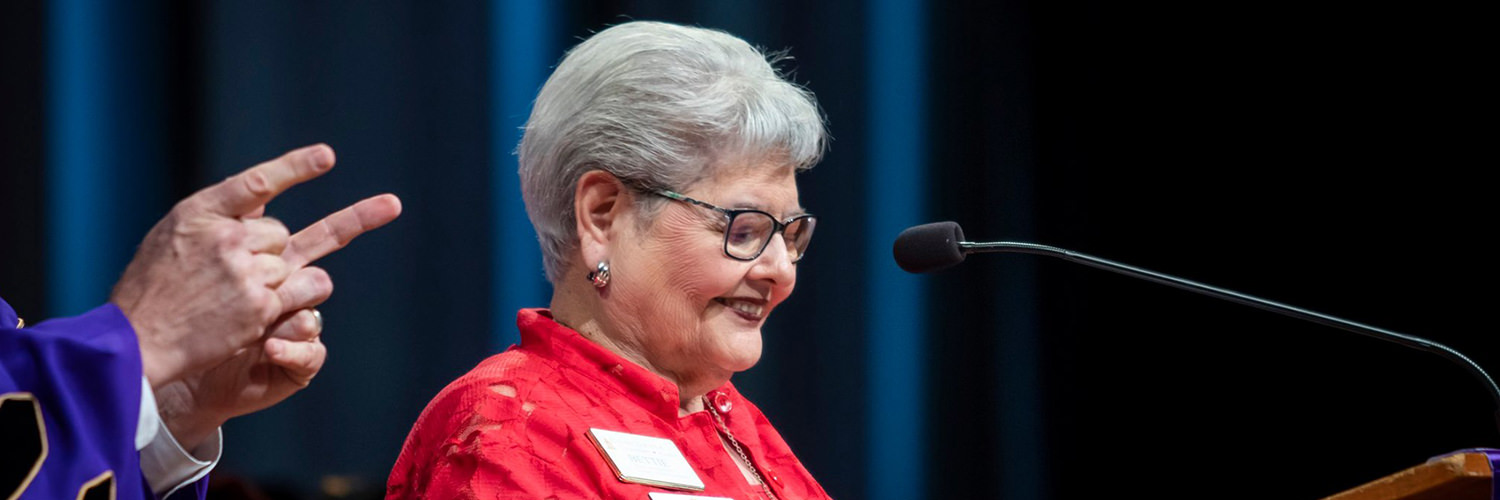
[107,143,402,448]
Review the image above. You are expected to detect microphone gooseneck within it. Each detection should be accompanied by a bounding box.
[895,220,1500,436]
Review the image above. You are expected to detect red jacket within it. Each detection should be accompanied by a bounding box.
[386,308,832,499]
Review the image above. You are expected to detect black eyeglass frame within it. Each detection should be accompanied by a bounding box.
[651,189,816,263]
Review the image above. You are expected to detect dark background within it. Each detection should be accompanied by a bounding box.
[2,1,1493,499]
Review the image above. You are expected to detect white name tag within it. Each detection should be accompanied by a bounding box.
[587,428,706,491]
[647,493,734,500]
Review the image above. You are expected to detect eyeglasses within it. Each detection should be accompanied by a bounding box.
[652,189,816,263]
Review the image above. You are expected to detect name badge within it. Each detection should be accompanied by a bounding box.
[587,428,706,491]
[648,493,733,500]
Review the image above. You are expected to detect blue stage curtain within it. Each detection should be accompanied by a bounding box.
[866,0,929,499]
[45,0,176,317]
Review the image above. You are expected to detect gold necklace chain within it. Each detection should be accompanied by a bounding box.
[704,395,780,500]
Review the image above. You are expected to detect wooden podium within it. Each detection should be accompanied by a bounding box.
[1324,451,1493,500]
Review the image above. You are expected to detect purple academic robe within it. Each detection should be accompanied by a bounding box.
[1,296,207,500]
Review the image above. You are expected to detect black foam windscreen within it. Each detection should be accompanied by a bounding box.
[893,221,967,273]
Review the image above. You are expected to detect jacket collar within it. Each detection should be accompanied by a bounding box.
[515,308,738,422]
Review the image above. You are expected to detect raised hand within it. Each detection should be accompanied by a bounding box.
[111,144,343,387]
[154,188,402,450]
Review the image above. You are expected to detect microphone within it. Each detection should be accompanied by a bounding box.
[893,220,1500,435]
[892,220,969,274]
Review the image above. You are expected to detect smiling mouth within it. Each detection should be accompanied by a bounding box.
[714,297,766,320]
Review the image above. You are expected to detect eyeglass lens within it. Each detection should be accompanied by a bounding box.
[726,213,815,261]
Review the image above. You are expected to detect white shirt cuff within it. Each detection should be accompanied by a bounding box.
[137,376,223,496]
[136,376,159,449]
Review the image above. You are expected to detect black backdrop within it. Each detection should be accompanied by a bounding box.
[2,1,1493,499]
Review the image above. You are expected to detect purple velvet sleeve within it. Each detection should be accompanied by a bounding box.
[1485,449,1500,500]
[2,296,153,499]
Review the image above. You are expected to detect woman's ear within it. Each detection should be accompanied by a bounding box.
[574,170,631,263]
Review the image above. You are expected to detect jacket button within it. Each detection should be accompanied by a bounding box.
[711,392,733,413]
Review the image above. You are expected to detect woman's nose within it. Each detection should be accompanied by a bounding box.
[750,233,797,284]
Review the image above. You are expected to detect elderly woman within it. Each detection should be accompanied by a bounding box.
[386,21,831,499]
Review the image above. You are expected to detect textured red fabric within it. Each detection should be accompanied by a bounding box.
[386,308,832,500]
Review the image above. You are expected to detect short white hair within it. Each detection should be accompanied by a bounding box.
[518,20,828,283]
